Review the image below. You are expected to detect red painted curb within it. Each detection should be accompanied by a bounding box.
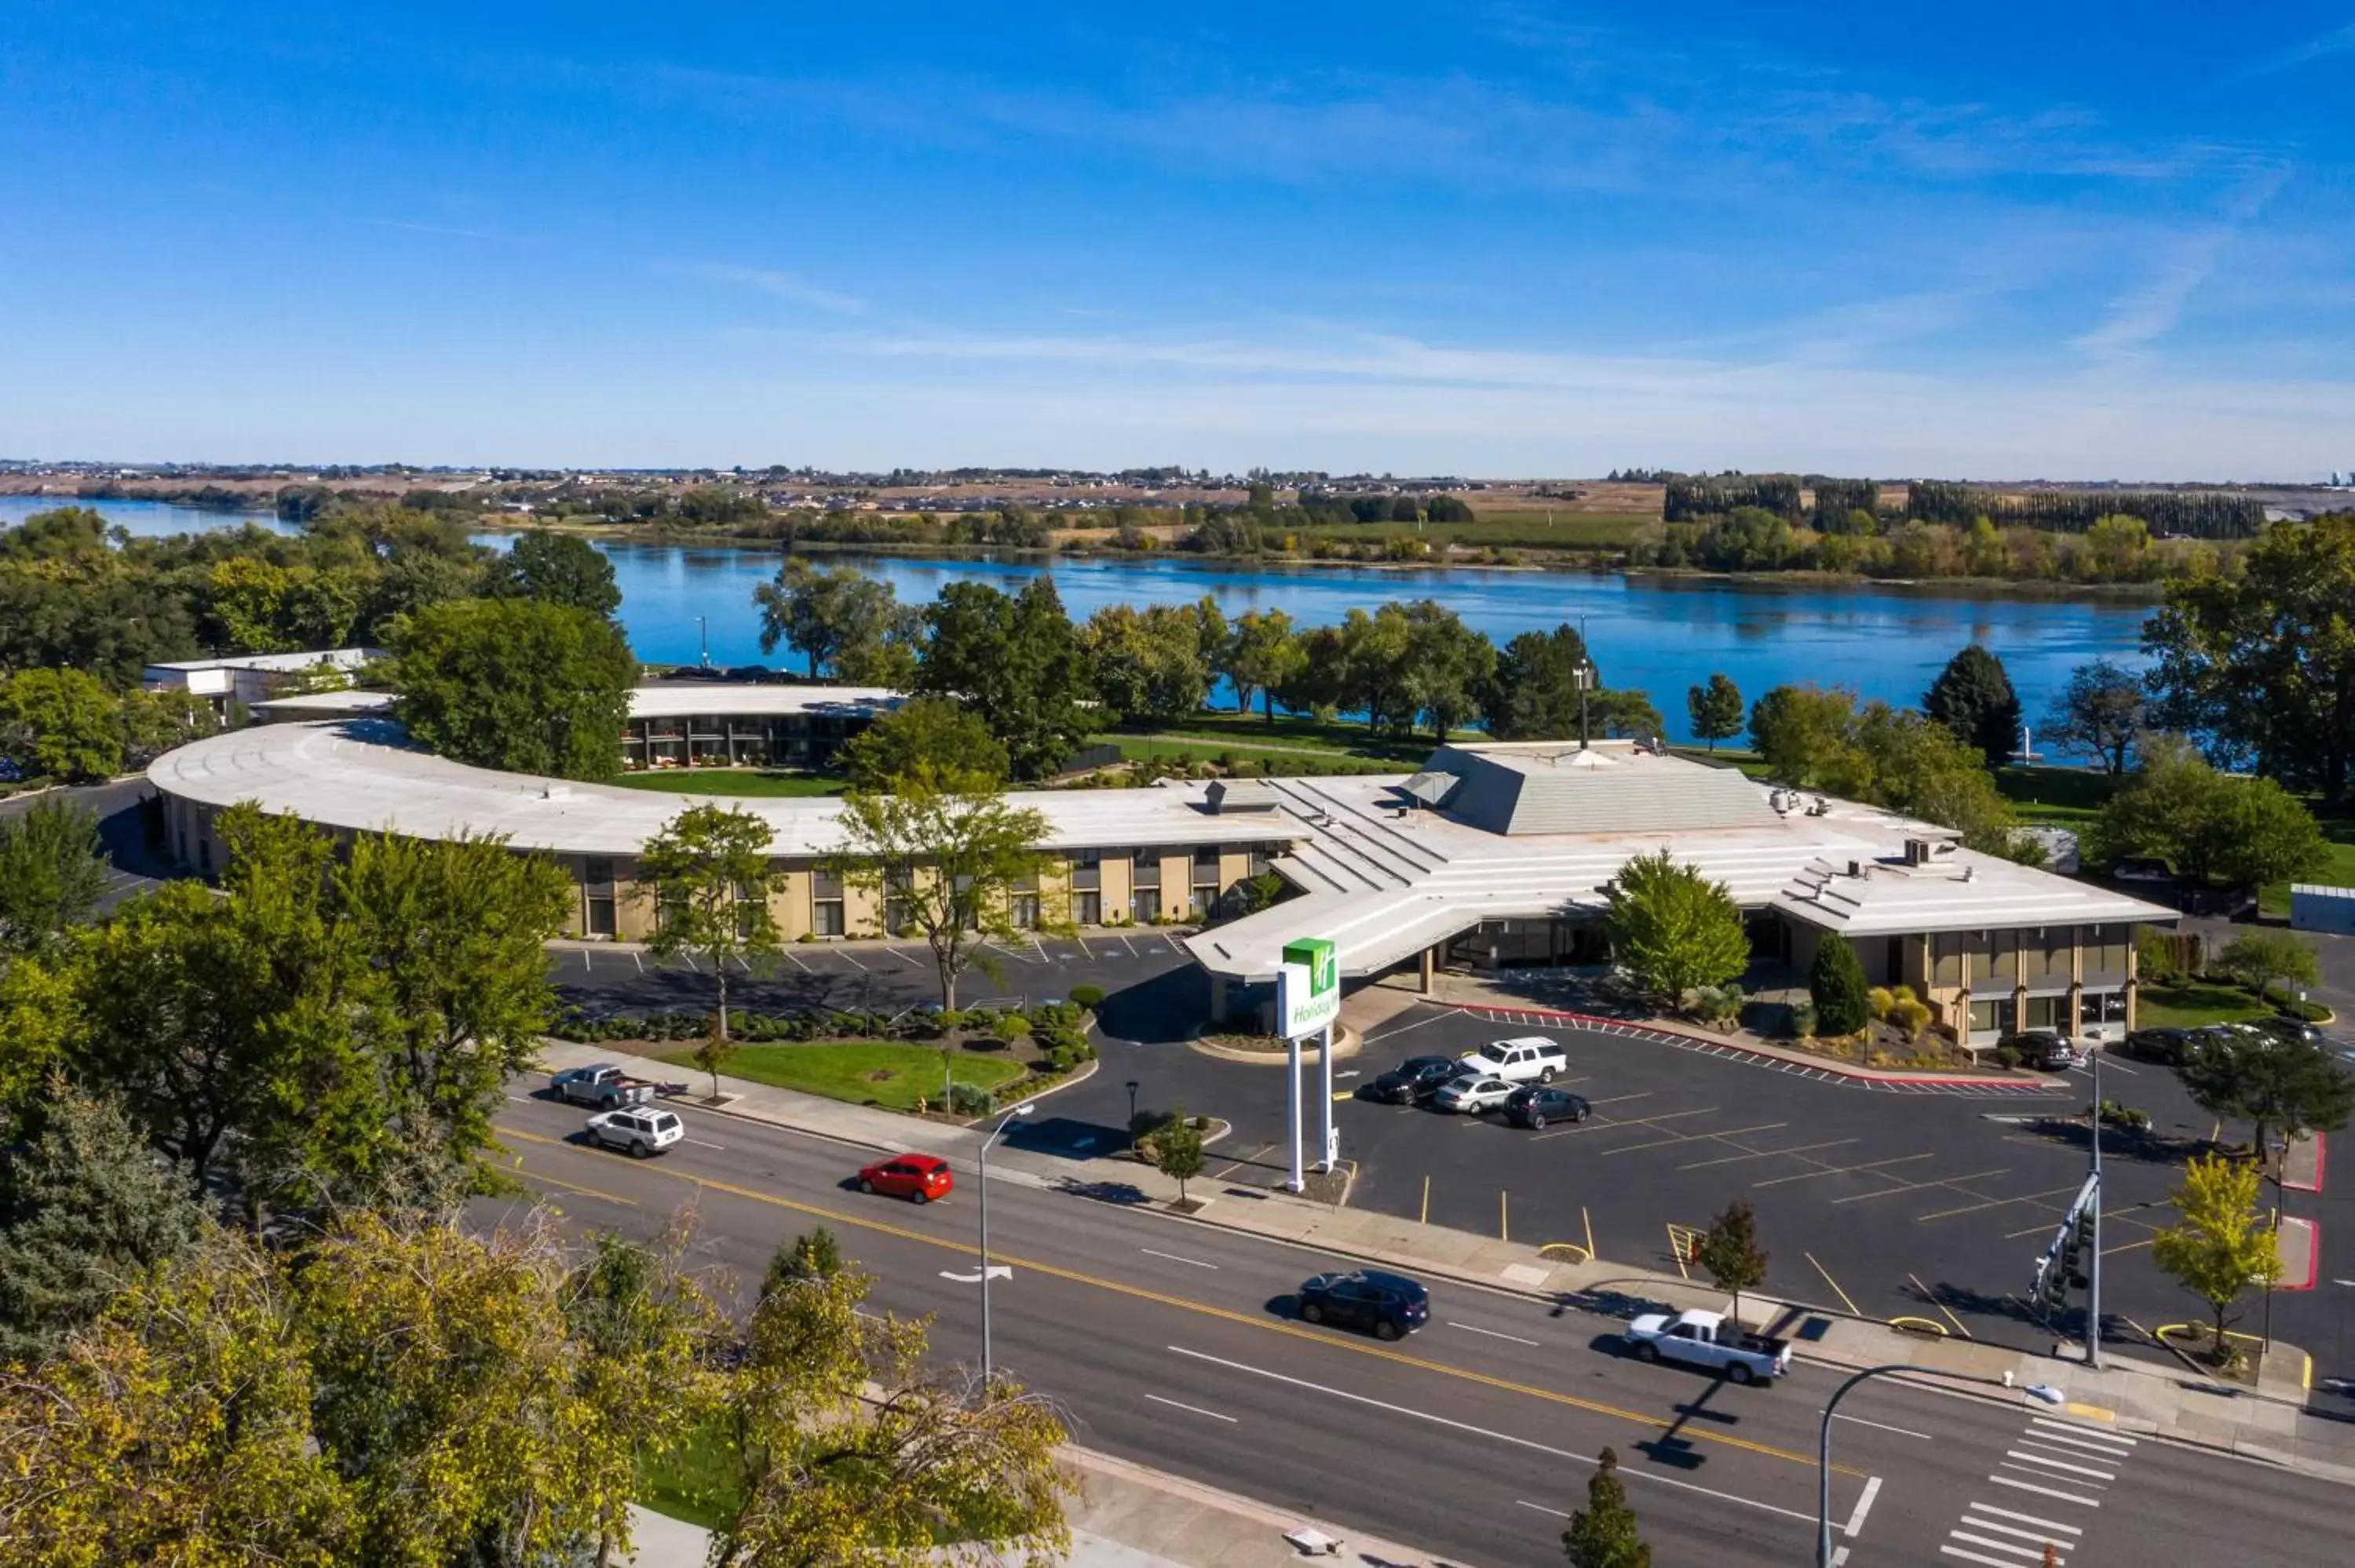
[1455,1001,2032,1089]
[2277,1216,2320,1292]
[2283,1132,2326,1195]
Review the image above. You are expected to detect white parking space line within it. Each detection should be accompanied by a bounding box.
[1140,1248,1218,1269]
[1118,933,1138,957]
[1986,1474,2101,1508]
[889,946,924,968]
[1361,1013,1447,1046]
[1448,1322,1542,1347]
[780,947,812,972]
[1145,1395,1236,1423]
[1171,1347,1820,1525]
[632,950,644,972]
[579,949,593,973]
[836,948,869,972]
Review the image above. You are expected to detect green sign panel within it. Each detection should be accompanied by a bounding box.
[1280,936,1340,1037]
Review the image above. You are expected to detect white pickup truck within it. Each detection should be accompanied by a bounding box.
[1623,1309,1792,1385]
[1455,1035,1568,1085]
[550,1063,656,1110]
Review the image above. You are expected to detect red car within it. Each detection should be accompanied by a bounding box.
[857,1154,955,1204]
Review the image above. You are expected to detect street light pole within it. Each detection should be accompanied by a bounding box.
[1818,1365,2056,1568]
[978,1101,1036,1387]
[2087,1048,2103,1369]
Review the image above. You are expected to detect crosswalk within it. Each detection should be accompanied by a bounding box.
[1939,1417,2138,1566]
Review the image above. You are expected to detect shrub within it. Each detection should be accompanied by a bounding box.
[1809,936,1871,1036]
[1992,1044,2022,1069]
[947,1081,996,1116]
[1866,986,1894,1020]
[1069,983,1105,1009]
[1787,999,1819,1039]
[1891,997,1932,1037]
[2098,1098,2151,1132]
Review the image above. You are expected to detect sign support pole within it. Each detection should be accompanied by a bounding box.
[1286,1032,1305,1193]
[1318,1022,1336,1171]
[2087,1048,2103,1369]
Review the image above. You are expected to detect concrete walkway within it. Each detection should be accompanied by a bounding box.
[534,1039,2355,1494]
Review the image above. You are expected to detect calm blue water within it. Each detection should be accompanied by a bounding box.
[0,496,2152,751]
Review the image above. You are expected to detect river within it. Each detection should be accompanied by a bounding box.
[1,496,2152,752]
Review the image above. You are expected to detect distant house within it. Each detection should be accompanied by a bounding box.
[142,647,387,714]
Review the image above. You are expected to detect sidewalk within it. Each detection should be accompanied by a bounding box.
[619,1446,1462,1568]
[534,1039,2355,1492]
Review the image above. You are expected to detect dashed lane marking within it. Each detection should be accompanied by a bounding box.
[1144,1395,1236,1424]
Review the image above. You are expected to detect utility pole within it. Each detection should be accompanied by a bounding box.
[2087,1049,2103,1369]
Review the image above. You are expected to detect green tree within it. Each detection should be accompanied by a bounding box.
[2214,930,2321,1008]
[915,579,1093,779]
[1155,1106,1207,1205]
[2143,514,2355,800]
[0,1086,204,1364]
[1923,644,2022,766]
[1586,687,1667,742]
[761,1227,846,1298]
[202,556,365,652]
[1808,935,1871,1037]
[635,804,782,1089]
[1400,600,1496,739]
[2152,1153,2281,1368]
[837,695,1010,790]
[2090,735,2327,894]
[1224,607,1305,723]
[0,667,123,782]
[1693,1197,1769,1328]
[1484,623,1594,741]
[827,768,1050,1009]
[2043,658,2146,775]
[1561,1447,1649,1568]
[1685,673,1743,751]
[1079,603,1211,724]
[0,798,111,957]
[1602,849,1750,1004]
[486,527,623,618]
[2180,1030,2355,1166]
[389,596,636,780]
[116,687,222,768]
[713,1260,1069,1568]
[1747,684,1862,787]
[754,556,920,682]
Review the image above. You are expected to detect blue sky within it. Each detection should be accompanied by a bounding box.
[5,2,2353,477]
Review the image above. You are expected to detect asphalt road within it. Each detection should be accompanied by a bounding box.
[487,1089,2354,1567]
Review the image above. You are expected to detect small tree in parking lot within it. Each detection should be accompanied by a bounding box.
[635,804,783,1096]
[1695,1198,1769,1327]
[1155,1106,1207,1205]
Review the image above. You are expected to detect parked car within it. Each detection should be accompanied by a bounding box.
[857,1154,955,1204]
[1296,1269,1429,1340]
[2122,1026,2195,1066]
[1998,1031,2080,1070]
[585,1107,683,1158]
[1623,1308,1792,1385]
[2258,1017,2330,1048]
[1456,1036,1569,1085]
[1432,1073,1515,1114]
[1365,1055,1465,1105]
[1503,1085,1592,1129]
[550,1063,656,1109]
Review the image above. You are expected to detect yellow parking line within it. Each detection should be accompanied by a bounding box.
[1907,1271,1972,1339]
[1829,1168,2008,1205]
[1913,1183,2082,1225]
[1677,1136,1857,1172]
[1806,1251,1862,1316]
[1754,1153,1933,1188]
[498,1126,1856,1475]
[1602,1121,1789,1158]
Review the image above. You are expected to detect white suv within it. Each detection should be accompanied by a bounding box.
[1456,1035,1568,1085]
[586,1107,684,1158]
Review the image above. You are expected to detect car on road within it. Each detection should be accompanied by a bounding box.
[1431,1073,1515,1114]
[1998,1030,2080,1070]
[1296,1269,1429,1340]
[1502,1085,1591,1129]
[585,1107,683,1158]
[1365,1055,1465,1105]
[1456,1035,1569,1084]
[550,1063,657,1109]
[1623,1308,1791,1385]
[857,1153,955,1204]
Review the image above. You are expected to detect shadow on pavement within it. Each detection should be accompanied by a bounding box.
[1049,1176,1152,1205]
[1094,965,1211,1045]
[1004,1115,1129,1161]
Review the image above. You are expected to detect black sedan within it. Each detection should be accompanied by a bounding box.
[1503,1085,1592,1129]
[1296,1269,1429,1340]
[1364,1055,1465,1105]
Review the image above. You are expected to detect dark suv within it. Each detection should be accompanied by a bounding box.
[1296,1270,1429,1340]
[1504,1085,1592,1129]
[1365,1055,1463,1105]
[1998,1030,2079,1070]
[2122,1026,2194,1066]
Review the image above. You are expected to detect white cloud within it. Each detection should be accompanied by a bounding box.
[683,263,866,315]
[2220,20,2355,83]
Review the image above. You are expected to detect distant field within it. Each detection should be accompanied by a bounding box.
[1294,512,1652,552]
[605,770,848,798]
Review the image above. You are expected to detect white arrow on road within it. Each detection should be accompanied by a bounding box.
[940,1266,1013,1284]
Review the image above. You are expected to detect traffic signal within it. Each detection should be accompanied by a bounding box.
[2068,1205,2096,1289]
[2036,1244,2068,1312]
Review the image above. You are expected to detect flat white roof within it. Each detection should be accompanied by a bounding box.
[145,647,383,675]
[148,719,1297,859]
[249,683,900,722]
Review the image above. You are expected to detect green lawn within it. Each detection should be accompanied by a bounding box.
[652,1041,1028,1110]
[2134,981,2275,1030]
[639,1417,743,1530]
[608,770,849,798]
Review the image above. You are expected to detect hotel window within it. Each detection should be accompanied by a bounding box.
[884,896,911,935]
[1071,848,1102,892]
[812,897,845,937]
[1967,997,2014,1036]
[1072,890,1101,925]
[2023,994,2063,1031]
[1130,888,1160,924]
[1192,847,1221,888]
[2086,990,2128,1026]
[583,856,617,937]
[1247,845,1272,877]
[1131,854,1161,889]
[1188,886,1211,918]
[1010,893,1042,930]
